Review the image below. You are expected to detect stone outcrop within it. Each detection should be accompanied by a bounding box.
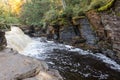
[86,10,106,41]
[0,31,7,50]
[59,26,76,43]
[101,0,120,58]
[101,13,120,58]
[20,25,46,37]
[0,48,63,80]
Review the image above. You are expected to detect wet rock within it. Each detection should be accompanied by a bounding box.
[39,37,47,43]
[102,49,120,64]
[102,49,116,58]
[80,18,97,45]
[0,48,63,80]
[101,0,120,59]
[60,26,76,43]
[72,36,86,44]
[97,41,112,51]
[46,25,54,40]
[20,25,46,37]
[86,10,106,41]
[0,31,7,50]
[52,25,60,40]
[114,0,120,14]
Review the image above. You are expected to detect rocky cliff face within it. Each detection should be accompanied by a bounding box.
[101,0,120,58]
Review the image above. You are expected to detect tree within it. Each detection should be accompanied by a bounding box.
[61,0,66,10]
[20,0,50,25]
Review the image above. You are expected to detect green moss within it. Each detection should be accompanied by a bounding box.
[88,0,104,10]
[72,16,85,20]
[116,13,120,17]
[72,16,85,25]
[98,0,115,11]
[59,19,69,26]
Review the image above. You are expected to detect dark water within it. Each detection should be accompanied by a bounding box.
[45,49,120,80]
[23,38,120,80]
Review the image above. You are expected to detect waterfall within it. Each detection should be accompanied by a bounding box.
[5,26,120,73]
[5,26,33,53]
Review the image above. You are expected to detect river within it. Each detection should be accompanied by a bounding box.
[5,26,120,80]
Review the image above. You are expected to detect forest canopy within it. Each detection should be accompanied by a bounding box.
[0,0,115,26]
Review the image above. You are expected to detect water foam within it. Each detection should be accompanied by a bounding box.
[5,26,32,52]
[22,37,120,72]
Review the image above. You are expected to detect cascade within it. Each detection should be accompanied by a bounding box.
[5,26,32,53]
[4,26,120,80]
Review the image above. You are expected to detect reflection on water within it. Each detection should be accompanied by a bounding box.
[22,37,120,80]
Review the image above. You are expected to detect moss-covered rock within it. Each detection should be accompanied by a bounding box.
[98,0,115,11]
[72,16,85,25]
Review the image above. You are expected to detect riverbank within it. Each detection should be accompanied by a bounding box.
[0,48,63,80]
[3,26,120,80]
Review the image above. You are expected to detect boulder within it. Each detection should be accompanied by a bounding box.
[0,48,63,80]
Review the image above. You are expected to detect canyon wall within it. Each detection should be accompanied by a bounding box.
[101,0,120,58]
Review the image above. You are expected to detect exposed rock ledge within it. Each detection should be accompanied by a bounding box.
[0,48,63,80]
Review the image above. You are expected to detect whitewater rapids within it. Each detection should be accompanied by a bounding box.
[5,26,120,80]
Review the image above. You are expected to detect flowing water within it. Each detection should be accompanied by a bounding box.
[5,26,32,52]
[5,26,120,80]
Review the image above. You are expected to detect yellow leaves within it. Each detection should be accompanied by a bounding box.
[1,0,25,15]
[8,0,25,15]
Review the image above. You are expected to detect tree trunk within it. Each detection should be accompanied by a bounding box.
[61,0,66,10]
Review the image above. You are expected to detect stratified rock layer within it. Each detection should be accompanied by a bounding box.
[101,0,120,58]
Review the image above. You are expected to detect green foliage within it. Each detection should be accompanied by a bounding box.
[4,16,19,24]
[0,0,115,28]
[73,4,85,16]
[0,6,19,30]
[88,0,104,10]
[61,7,73,18]
[20,0,50,26]
[44,9,59,22]
[43,9,69,26]
[42,0,115,26]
